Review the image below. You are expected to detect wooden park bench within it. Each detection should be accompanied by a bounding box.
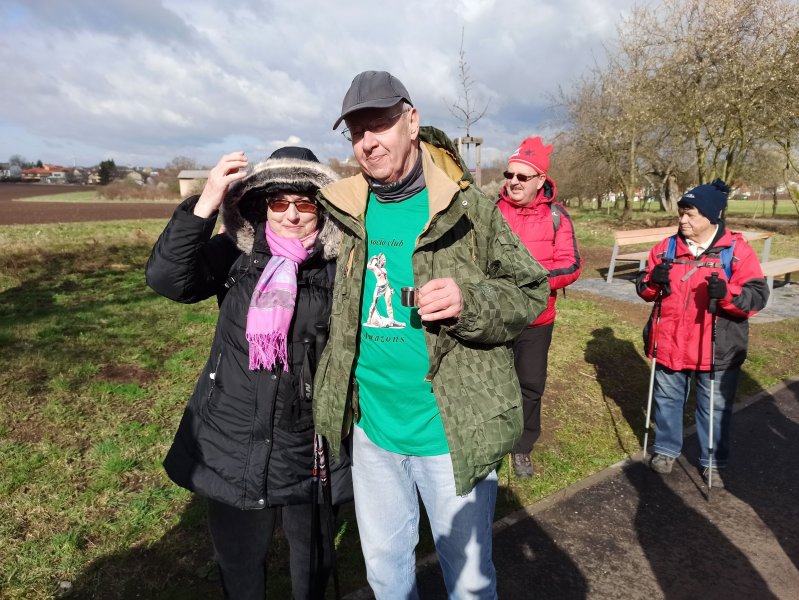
[759,257,799,307]
[606,226,774,283]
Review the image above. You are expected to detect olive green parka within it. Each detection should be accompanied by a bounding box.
[313,128,550,495]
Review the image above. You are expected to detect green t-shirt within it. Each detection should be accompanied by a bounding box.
[354,189,449,456]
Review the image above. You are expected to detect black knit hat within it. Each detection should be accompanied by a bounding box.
[678,178,730,224]
[268,146,320,163]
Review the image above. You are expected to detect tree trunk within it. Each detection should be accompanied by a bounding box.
[695,127,706,184]
[660,173,680,213]
[772,190,778,218]
[622,186,635,220]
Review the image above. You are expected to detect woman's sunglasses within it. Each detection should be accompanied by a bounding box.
[503,171,542,183]
[267,199,318,214]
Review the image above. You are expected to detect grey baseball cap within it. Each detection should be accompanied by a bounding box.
[332,70,413,130]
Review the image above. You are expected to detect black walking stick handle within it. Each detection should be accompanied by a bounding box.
[708,272,719,315]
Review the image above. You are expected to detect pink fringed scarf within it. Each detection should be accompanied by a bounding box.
[246,225,318,371]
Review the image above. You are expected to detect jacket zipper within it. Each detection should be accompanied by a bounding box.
[207,352,222,403]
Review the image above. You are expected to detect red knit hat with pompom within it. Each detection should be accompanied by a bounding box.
[508,137,552,174]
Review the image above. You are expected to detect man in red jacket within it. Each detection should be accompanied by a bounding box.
[498,137,583,478]
[636,179,769,487]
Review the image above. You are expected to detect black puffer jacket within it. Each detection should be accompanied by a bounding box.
[145,156,351,510]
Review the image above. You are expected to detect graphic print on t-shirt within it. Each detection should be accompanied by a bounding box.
[354,188,448,456]
[363,252,406,329]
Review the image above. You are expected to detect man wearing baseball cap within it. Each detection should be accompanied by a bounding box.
[637,179,769,487]
[313,70,550,598]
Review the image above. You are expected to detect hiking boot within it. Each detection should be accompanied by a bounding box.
[702,467,726,489]
[649,453,675,474]
[512,453,534,479]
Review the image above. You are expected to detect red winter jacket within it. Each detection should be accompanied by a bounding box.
[636,225,769,371]
[498,177,582,326]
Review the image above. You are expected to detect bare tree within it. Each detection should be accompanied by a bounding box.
[558,0,799,222]
[447,28,489,137]
[741,144,789,217]
[775,138,799,219]
[560,12,658,220]
[165,156,200,171]
[548,132,615,209]
[628,0,798,184]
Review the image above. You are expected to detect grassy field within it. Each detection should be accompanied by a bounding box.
[574,198,798,217]
[1,214,797,599]
[7,186,799,217]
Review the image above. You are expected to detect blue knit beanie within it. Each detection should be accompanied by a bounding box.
[677,179,730,224]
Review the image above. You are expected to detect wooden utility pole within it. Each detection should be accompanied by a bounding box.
[456,136,483,188]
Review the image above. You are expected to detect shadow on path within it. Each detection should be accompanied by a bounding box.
[718,379,799,569]
[627,460,779,600]
[415,484,588,599]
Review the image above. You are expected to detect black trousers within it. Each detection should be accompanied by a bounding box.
[206,498,334,600]
[511,323,554,455]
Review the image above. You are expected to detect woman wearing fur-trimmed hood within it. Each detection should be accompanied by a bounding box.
[146,147,349,600]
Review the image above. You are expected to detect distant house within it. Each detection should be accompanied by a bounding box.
[178,169,209,198]
[44,171,67,184]
[21,164,69,183]
[0,163,22,180]
[70,168,87,184]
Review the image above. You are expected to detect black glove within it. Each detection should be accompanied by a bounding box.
[706,274,727,299]
[650,262,672,286]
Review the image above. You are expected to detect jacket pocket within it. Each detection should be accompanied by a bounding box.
[468,400,522,468]
[456,347,523,467]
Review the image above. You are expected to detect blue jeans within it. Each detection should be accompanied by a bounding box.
[652,364,740,468]
[352,425,498,600]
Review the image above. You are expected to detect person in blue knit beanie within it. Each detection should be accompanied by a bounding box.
[636,178,770,488]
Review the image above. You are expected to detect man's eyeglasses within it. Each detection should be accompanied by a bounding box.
[267,199,318,214]
[503,171,542,183]
[342,110,408,143]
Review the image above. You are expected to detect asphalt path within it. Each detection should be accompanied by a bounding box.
[346,379,799,599]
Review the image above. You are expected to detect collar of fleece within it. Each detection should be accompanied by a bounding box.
[221,157,342,259]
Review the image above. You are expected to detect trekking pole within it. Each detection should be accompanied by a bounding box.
[309,435,320,596]
[642,284,667,458]
[319,436,341,600]
[706,273,719,495]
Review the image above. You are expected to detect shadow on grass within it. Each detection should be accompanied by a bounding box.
[0,246,160,362]
[69,496,222,600]
[584,326,650,450]
[69,495,363,599]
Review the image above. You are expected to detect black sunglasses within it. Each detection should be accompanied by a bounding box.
[503,171,542,183]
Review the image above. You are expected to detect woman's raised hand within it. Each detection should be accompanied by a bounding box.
[193,152,249,218]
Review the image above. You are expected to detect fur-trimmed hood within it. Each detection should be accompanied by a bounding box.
[222,156,342,259]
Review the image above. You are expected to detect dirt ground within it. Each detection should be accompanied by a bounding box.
[0,183,176,225]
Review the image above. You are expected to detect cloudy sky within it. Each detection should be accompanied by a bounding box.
[0,0,637,169]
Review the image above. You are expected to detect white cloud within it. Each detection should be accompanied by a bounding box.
[0,0,636,167]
